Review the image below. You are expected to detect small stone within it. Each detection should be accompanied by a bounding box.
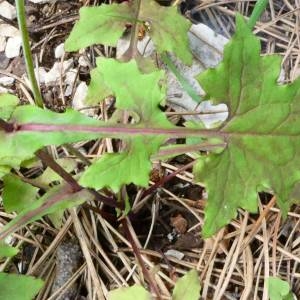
[28,0,54,3]
[0,86,9,93]
[0,24,20,38]
[5,36,22,58]
[164,249,185,260]
[78,56,89,67]
[0,76,15,86]
[0,52,10,69]
[43,59,73,85]
[0,1,16,20]
[0,37,6,52]
[72,82,89,112]
[34,67,47,84]
[54,43,65,59]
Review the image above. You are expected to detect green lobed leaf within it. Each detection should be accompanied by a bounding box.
[172,269,201,300]
[139,1,192,65]
[65,3,134,51]
[3,174,38,213]
[80,58,173,191]
[267,277,294,300]
[65,1,192,64]
[108,285,151,300]
[196,14,300,237]
[0,272,43,300]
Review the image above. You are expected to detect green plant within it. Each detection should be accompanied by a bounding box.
[267,277,294,300]
[107,269,201,299]
[2,0,297,298]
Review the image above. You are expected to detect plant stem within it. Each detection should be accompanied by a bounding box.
[152,141,226,159]
[36,149,117,208]
[161,52,201,103]
[247,0,269,30]
[121,218,162,299]
[122,0,141,60]
[15,0,44,108]
[141,160,196,199]
[18,123,226,138]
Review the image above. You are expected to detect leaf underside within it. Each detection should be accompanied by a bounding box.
[196,14,300,237]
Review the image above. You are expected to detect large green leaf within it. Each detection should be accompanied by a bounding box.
[80,58,173,191]
[196,14,300,237]
[65,3,134,51]
[65,0,192,64]
[0,272,43,300]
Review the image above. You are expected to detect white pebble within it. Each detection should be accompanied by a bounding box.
[5,36,22,58]
[0,1,16,20]
[54,43,65,59]
[0,76,15,86]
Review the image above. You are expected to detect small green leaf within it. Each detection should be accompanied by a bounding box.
[34,158,77,186]
[267,277,294,300]
[0,242,19,259]
[172,269,201,300]
[195,14,300,237]
[0,93,18,120]
[140,1,192,65]
[0,272,43,300]
[65,3,134,51]
[108,285,151,300]
[3,174,38,213]
[65,1,192,64]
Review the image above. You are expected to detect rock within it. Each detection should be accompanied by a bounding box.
[28,0,55,3]
[0,76,14,86]
[166,23,229,128]
[40,59,73,85]
[0,1,16,20]
[5,36,22,58]
[72,82,89,113]
[0,24,20,38]
[0,52,10,69]
[78,56,89,67]
[164,249,185,260]
[0,86,9,93]
[51,240,82,300]
[54,43,65,59]
[0,37,6,52]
